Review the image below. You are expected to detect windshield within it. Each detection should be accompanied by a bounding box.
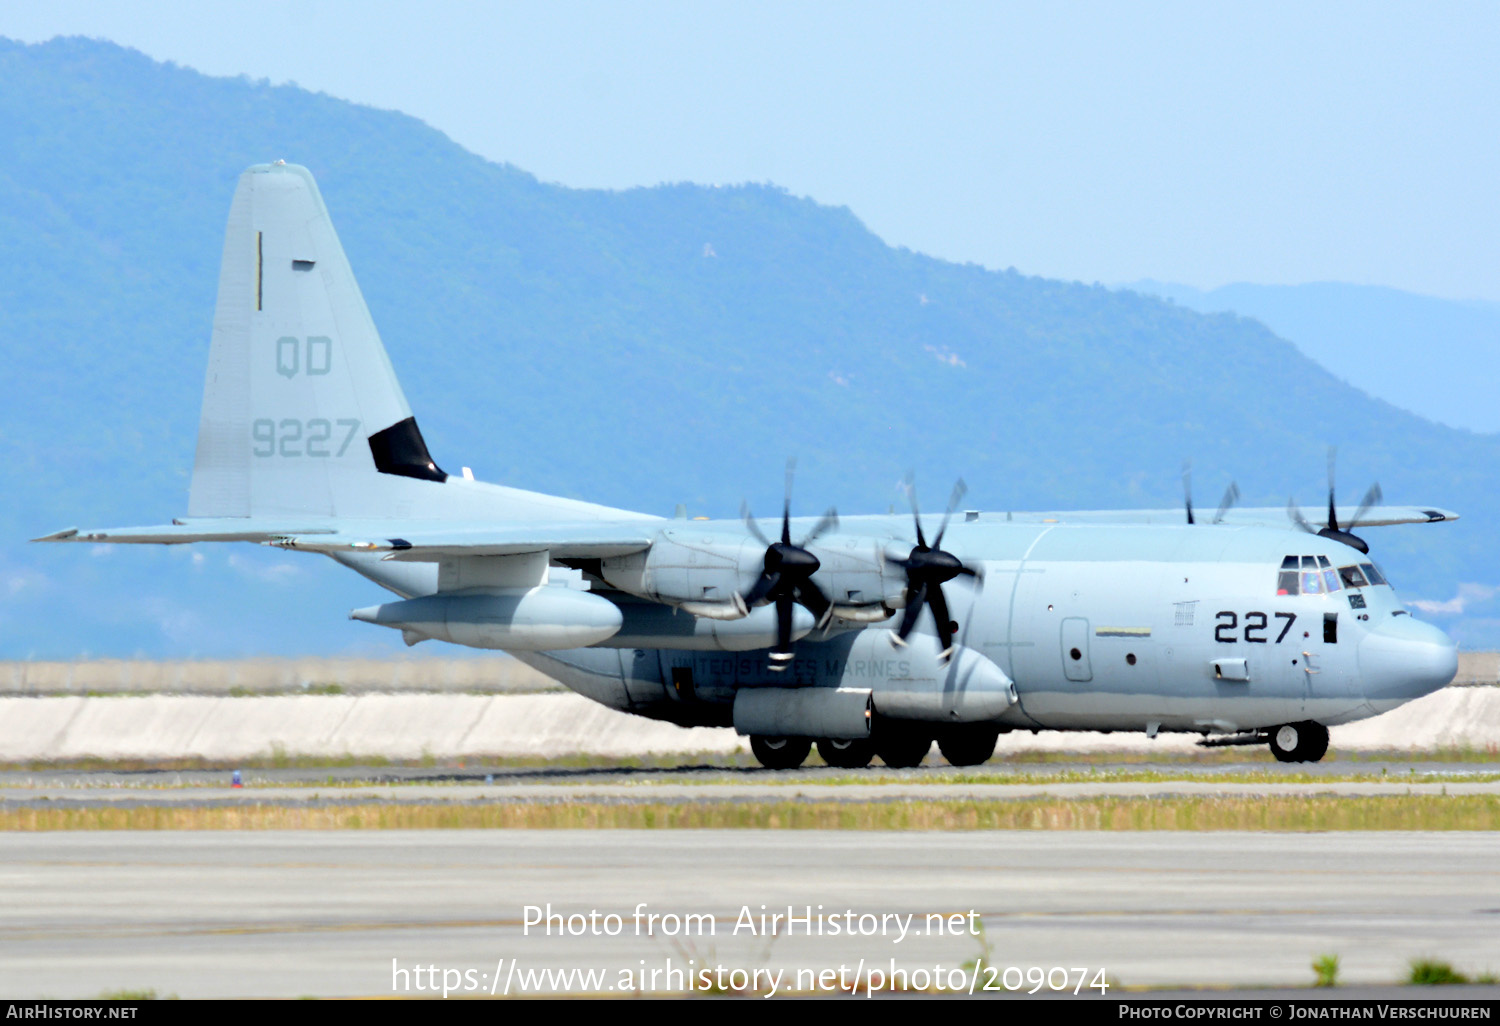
[1277,554,1386,596]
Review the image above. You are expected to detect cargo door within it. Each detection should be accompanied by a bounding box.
[1061,617,1093,682]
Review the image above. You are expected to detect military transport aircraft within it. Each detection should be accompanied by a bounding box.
[34,163,1460,768]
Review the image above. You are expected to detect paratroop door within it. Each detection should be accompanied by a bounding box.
[1061,617,1093,682]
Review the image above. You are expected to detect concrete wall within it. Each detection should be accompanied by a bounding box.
[0,656,561,696]
[0,686,1496,763]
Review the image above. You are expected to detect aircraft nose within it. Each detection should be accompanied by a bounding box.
[1357,614,1457,704]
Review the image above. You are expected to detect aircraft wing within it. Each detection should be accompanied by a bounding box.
[33,519,659,560]
[1011,505,1459,528]
[271,523,658,560]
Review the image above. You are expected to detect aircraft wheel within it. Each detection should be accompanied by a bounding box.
[938,726,1000,767]
[750,735,812,770]
[1269,721,1330,763]
[875,731,932,769]
[816,737,874,769]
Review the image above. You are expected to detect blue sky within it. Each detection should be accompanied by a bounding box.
[4,1,1499,300]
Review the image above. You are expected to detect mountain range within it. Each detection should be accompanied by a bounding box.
[2,36,1495,656]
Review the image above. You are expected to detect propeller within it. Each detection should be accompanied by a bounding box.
[1183,461,1240,525]
[1288,447,1382,554]
[887,475,983,662]
[740,459,838,669]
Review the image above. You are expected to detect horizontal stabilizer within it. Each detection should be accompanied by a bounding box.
[31,521,337,545]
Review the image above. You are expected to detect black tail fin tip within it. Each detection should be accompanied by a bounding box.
[368,417,447,483]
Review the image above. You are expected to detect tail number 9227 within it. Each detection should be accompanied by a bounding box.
[1215,611,1297,644]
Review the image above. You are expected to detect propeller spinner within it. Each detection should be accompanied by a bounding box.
[888,476,983,662]
[740,460,838,669]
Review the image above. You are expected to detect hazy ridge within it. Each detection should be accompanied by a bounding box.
[3,36,1496,655]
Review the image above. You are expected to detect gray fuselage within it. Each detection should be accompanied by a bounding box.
[512,516,1456,738]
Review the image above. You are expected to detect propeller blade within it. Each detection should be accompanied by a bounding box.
[1213,482,1241,524]
[1349,482,1383,531]
[1287,497,1317,535]
[933,478,967,548]
[902,472,927,549]
[741,501,770,547]
[781,458,795,545]
[742,571,779,609]
[896,582,928,640]
[795,579,833,629]
[1326,445,1339,532]
[800,507,840,547]
[769,595,795,667]
[928,584,954,660]
[1182,460,1195,525]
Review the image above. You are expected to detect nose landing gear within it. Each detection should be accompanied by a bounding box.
[1269,721,1330,763]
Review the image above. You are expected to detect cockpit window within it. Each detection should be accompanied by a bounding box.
[1339,565,1368,588]
[1280,554,1354,595]
[1361,562,1388,586]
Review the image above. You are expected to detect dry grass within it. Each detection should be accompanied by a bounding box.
[6,744,1500,775]
[4,795,1499,831]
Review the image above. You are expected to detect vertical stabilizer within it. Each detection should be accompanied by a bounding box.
[188,162,443,519]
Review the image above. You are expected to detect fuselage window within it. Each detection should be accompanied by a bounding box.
[1361,562,1388,586]
[1339,565,1368,589]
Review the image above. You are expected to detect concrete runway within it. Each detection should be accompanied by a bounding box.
[3,831,1498,997]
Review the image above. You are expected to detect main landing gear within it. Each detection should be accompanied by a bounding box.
[750,724,1002,770]
[749,734,921,770]
[748,735,812,770]
[816,737,874,769]
[1268,721,1330,763]
[936,725,1000,767]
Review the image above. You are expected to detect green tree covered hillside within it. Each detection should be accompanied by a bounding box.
[2,37,1494,655]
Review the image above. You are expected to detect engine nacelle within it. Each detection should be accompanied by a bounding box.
[598,600,815,652]
[600,527,903,615]
[350,588,623,651]
[600,529,763,608]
